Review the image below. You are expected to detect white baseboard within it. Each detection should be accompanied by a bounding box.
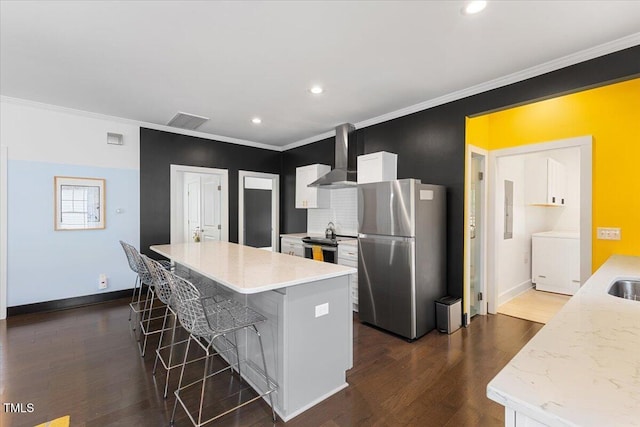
[498,280,533,306]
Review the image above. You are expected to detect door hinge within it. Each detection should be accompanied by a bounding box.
[478,292,483,301]
[478,172,484,181]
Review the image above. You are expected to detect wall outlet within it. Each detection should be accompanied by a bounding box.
[597,227,621,240]
[315,302,329,318]
[99,274,108,289]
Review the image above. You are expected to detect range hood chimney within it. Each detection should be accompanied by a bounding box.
[308,123,357,189]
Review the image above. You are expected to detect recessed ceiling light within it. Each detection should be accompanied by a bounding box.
[462,0,487,15]
[252,117,262,124]
[309,86,324,95]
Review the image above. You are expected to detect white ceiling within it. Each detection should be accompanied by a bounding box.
[1,1,639,149]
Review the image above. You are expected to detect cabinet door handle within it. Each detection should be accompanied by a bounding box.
[572,280,581,283]
[538,275,546,278]
[562,199,565,204]
[552,197,556,203]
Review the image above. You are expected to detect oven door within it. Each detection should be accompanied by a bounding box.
[302,244,337,263]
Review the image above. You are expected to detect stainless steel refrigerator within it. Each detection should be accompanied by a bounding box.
[358,179,446,339]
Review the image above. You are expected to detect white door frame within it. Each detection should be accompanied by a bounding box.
[487,135,592,313]
[1,146,7,319]
[170,165,229,244]
[238,170,280,252]
[464,144,488,321]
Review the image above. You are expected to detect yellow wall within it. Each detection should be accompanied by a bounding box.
[466,77,640,270]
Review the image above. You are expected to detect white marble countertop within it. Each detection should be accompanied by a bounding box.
[151,241,355,294]
[487,255,640,426]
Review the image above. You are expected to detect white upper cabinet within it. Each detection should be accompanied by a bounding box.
[357,151,397,184]
[295,164,330,209]
[525,157,567,206]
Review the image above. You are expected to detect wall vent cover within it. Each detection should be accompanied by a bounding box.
[167,112,209,130]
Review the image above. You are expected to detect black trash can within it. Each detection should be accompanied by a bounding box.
[435,296,462,334]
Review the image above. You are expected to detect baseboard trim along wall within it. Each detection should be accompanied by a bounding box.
[7,289,133,316]
[498,280,533,307]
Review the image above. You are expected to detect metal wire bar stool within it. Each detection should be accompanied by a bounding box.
[121,243,174,357]
[120,240,171,333]
[141,255,225,399]
[170,275,277,426]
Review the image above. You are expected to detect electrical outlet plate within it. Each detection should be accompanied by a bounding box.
[597,227,621,240]
[315,303,329,318]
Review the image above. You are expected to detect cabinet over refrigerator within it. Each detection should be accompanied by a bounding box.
[358,179,446,340]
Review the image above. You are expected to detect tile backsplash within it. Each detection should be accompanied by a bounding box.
[307,188,358,236]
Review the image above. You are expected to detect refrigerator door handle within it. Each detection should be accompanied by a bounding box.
[358,233,414,242]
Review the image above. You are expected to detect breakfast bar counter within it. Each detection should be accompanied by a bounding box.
[151,241,356,422]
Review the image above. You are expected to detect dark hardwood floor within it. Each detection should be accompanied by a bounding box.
[0,299,542,427]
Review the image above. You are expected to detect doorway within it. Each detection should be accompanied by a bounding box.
[170,165,229,244]
[238,171,280,252]
[487,136,592,314]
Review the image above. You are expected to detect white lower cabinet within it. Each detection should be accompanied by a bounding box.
[338,243,358,312]
[532,231,580,295]
[281,236,304,257]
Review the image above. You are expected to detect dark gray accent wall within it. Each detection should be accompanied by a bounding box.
[139,128,281,257]
[281,45,640,299]
[139,46,639,298]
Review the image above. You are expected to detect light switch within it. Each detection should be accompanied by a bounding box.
[315,303,329,318]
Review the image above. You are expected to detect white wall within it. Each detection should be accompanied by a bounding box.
[495,156,532,304]
[495,146,580,305]
[0,99,140,306]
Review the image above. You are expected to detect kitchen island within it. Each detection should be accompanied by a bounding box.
[487,255,640,426]
[151,241,356,422]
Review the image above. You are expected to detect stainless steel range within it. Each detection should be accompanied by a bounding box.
[302,235,354,263]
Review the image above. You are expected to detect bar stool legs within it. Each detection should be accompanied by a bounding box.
[170,329,277,426]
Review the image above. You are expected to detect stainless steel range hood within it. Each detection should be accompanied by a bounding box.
[308,123,357,189]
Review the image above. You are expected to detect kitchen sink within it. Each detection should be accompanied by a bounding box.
[608,279,640,301]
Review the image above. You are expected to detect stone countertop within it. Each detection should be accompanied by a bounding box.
[151,241,355,295]
[487,255,640,426]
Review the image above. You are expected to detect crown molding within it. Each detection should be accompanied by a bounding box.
[282,32,640,151]
[0,96,283,152]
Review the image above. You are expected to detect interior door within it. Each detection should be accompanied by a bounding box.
[470,155,483,317]
[243,177,273,249]
[186,179,201,242]
[201,175,221,241]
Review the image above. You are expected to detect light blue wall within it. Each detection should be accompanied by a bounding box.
[7,160,139,306]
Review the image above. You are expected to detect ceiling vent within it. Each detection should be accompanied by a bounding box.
[166,112,209,130]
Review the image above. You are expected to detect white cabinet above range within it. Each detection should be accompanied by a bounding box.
[296,164,330,209]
